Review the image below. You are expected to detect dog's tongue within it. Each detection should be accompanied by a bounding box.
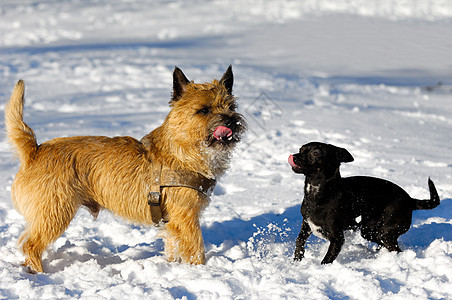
[288,155,299,168]
[214,126,233,140]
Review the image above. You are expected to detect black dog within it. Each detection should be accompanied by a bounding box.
[288,142,440,264]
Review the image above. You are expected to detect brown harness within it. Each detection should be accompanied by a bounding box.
[147,164,216,224]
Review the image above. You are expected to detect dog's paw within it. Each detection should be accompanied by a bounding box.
[320,258,334,265]
[21,262,39,274]
[293,254,304,261]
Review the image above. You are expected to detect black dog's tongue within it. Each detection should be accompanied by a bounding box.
[213,126,233,141]
[288,155,300,169]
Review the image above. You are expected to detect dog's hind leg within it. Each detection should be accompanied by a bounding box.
[380,234,402,252]
[294,220,312,261]
[21,229,55,273]
[378,209,411,253]
[19,231,44,273]
[19,194,79,273]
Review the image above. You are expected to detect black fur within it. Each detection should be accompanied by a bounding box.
[289,142,440,264]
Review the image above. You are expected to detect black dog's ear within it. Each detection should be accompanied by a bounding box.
[336,147,354,163]
[171,67,190,103]
[220,65,233,95]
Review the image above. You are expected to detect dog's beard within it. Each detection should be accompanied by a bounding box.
[200,141,233,177]
[200,119,243,177]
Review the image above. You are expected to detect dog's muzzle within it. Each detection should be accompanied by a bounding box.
[289,154,303,173]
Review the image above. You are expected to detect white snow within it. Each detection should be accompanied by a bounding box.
[1,0,452,299]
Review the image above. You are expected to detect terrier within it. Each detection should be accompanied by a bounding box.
[5,66,246,273]
[288,142,440,264]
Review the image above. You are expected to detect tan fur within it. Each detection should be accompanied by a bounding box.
[5,67,245,273]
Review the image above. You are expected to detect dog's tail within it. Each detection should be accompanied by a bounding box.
[4,80,38,167]
[414,178,440,210]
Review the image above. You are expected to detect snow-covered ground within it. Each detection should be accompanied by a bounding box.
[1,0,451,299]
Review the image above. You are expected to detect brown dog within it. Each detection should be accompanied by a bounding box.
[5,66,246,273]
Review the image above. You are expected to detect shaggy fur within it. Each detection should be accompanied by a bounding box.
[5,66,246,273]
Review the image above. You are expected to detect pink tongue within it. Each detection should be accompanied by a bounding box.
[288,155,298,168]
[214,126,233,140]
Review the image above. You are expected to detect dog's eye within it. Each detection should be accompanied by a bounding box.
[311,150,321,157]
[197,107,211,115]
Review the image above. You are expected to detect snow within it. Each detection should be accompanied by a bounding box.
[1,0,452,299]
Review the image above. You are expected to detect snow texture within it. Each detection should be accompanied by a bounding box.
[0,0,451,299]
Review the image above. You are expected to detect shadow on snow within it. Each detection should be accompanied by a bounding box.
[26,198,451,275]
[203,198,452,255]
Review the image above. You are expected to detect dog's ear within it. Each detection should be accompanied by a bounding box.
[336,147,354,163]
[220,65,233,95]
[171,67,190,103]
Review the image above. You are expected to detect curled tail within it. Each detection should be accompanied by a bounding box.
[4,80,38,167]
[414,178,440,210]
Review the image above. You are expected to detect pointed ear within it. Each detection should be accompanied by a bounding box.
[172,67,190,102]
[336,147,354,163]
[220,65,233,95]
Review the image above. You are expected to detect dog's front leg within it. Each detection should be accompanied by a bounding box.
[165,217,206,264]
[294,220,312,261]
[163,189,207,264]
[321,232,344,264]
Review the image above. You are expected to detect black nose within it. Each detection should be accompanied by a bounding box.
[223,113,246,132]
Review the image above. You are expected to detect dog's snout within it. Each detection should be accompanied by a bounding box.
[223,113,246,132]
[289,154,303,171]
